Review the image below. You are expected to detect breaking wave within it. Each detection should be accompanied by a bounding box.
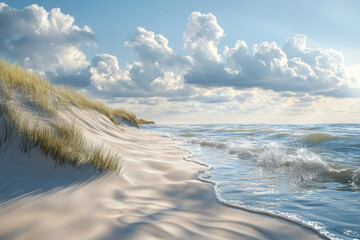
[189,138,360,186]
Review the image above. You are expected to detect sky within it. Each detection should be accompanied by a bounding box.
[1,0,360,123]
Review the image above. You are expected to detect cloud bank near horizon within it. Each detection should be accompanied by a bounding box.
[1,3,360,120]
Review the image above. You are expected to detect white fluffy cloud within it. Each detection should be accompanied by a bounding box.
[183,12,233,88]
[89,54,130,91]
[186,31,360,97]
[184,12,224,63]
[87,27,193,97]
[0,3,94,71]
[124,27,190,89]
[125,27,188,68]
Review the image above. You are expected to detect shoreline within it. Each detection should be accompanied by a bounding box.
[182,151,328,239]
[197,172,327,239]
[0,110,324,239]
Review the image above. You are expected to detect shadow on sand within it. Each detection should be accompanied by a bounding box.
[0,147,106,207]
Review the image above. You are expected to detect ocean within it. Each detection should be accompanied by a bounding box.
[142,123,360,240]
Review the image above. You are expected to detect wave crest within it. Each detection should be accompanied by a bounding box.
[303,133,348,145]
[189,138,360,186]
[252,142,328,183]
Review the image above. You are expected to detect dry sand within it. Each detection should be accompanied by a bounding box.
[0,108,323,240]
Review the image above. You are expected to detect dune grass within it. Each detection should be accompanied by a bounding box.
[137,119,155,125]
[0,59,140,127]
[54,86,139,127]
[0,60,57,114]
[0,104,120,171]
[0,58,149,172]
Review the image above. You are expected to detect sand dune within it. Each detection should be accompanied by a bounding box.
[0,107,322,240]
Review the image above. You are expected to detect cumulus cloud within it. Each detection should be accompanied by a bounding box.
[183,11,232,88]
[185,29,360,97]
[125,27,188,68]
[89,54,131,91]
[86,27,194,98]
[124,27,190,90]
[0,3,94,71]
[184,12,224,63]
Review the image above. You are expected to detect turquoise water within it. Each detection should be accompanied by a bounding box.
[142,124,360,240]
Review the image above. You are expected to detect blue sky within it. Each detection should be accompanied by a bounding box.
[1,1,360,123]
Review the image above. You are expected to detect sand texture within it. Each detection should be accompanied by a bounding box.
[0,108,322,240]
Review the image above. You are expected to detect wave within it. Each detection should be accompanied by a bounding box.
[179,133,197,137]
[328,168,360,186]
[254,143,360,186]
[301,127,322,130]
[302,133,349,145]
[189,138,360,186]
[268,132,350,145]
[195,140,227,149]
[269,133,288,138]
[216,129,274,133]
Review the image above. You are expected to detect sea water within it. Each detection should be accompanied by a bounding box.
[142,124,360,240]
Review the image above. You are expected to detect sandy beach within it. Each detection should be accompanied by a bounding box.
[0,107,323,240]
